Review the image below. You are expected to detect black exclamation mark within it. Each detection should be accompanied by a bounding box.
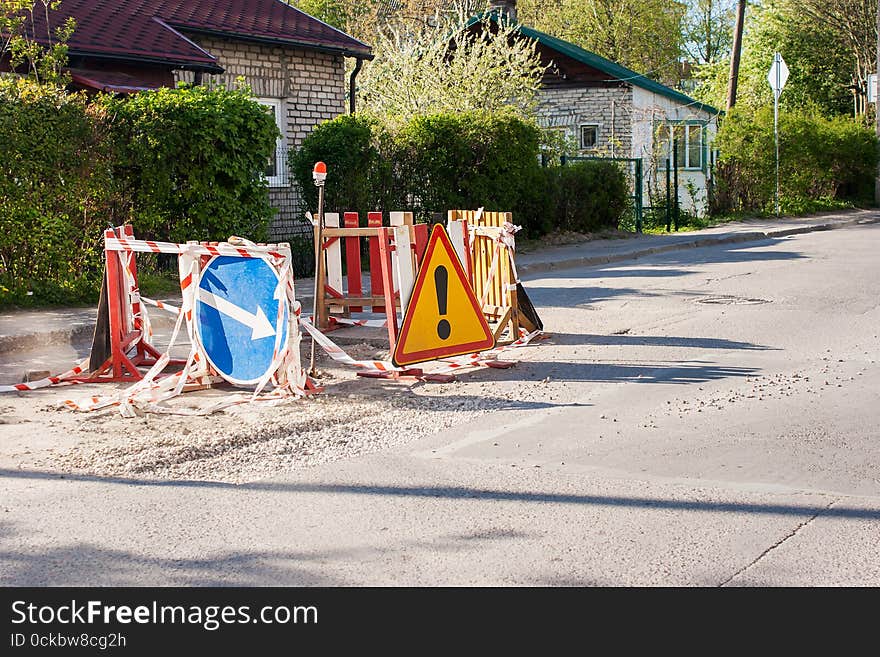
[435,265,451,340]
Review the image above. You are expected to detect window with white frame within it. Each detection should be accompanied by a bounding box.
[255,97,286,187]
[580,123,599,150]
[657,123,703,170]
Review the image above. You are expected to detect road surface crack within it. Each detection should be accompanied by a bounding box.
[719,498,838,587]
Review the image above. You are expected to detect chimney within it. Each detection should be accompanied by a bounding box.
[490,0,517,23]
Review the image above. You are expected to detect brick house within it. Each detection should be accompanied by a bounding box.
[482,1,721,216]
[26,0,372,237]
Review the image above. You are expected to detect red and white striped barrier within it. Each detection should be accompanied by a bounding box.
[300,317,401,373]
[45,231,310,415]
[0,358,90,393]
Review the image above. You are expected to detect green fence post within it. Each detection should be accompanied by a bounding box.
[672,138,680,231]
[635,158,643,234]
[665,165,671,232]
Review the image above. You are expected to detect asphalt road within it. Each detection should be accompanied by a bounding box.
[2,223,878,586]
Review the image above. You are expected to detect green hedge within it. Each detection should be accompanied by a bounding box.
[290,110,628,238]
[291,114,396,214]
[102,85,279,244]
[0,79,115,305]
[0,81,279,307]
[713,107,878,215]
[547,161,629,234]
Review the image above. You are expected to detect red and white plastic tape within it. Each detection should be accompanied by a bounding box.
[0,359,90,394]
[59,235,309,415]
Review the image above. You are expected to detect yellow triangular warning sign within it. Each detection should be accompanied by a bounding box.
[393,224,495,366]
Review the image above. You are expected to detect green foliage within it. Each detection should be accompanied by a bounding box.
[357,15,545,121]
[102,85,279,243]
[712,106,878,215]
[544,161,629,234]
[285,0,354,31]
[1,0,75,86]
[0,78,116,307]
[290,110,628,239]
[396,111,543,217]
[290,114,395,216]
[1,80,282,307]
[518,0,686,85]
[692,1,855,117]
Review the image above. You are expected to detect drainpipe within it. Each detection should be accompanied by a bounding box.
[349,57,364,115]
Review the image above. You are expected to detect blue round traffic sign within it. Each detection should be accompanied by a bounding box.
[194,256,289,386]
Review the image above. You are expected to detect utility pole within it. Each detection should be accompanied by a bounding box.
[875,0,880,205]
[727,0,747,111]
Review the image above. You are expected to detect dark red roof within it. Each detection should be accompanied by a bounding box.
[34,0,372,71]
[68,68,165,93]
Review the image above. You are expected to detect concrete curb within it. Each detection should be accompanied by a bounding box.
[517,216,879,277]
[0,323,95,355]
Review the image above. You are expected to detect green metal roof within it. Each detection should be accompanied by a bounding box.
[469,14,721,116]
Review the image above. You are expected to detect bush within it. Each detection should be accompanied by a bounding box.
[1,80,283,307]
[290,109,630,239]
[396,111,544,219]
[102,85,279,243]
[546,161,629,234]
[0,78,116,306]
[290,114,396,216]
[713,106,878,215]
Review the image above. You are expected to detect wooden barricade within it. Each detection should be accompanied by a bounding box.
[448,210,524,344]
[315,211,429,351]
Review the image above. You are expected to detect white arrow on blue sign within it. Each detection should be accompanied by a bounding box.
[195,255,289,386]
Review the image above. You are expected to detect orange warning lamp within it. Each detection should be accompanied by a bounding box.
[312,161,327,186]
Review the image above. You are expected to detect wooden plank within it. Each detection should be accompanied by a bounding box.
[377,228,399,350]
[343,212,362,312]
[389,211,413,227]
[393,225,415,315]
[314,216,329,328]
[326,296,394,307]
[323,227,383,238]
[389,212,412,297]
[368,212,384,312]
[413,223,429,266]
[492,306,513,341]
[447,219,471,281]
[324,213,343,314]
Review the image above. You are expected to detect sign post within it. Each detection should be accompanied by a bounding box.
[767,53,789,218]
[310,161,327,376]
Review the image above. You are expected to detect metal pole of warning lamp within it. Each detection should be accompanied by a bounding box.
[310,161,327,377]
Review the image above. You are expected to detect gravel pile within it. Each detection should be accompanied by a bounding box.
[30,340,547,483]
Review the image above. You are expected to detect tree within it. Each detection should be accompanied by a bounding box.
[1,0,75,86]
[517,0,686,85]
[356,12,545,121]
[793,0,876,116]
[682,0,737,65]
[692,0,855,117]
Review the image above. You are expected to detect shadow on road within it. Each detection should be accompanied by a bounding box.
[515,360,759,384]
[548,332,777,351]
[1,470,876,521]
[525,240,806,285]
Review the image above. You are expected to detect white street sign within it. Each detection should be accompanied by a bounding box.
[767,53,789,99]
[869,73,877,103]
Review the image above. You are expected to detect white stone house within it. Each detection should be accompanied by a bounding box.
[482,3,721,217]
